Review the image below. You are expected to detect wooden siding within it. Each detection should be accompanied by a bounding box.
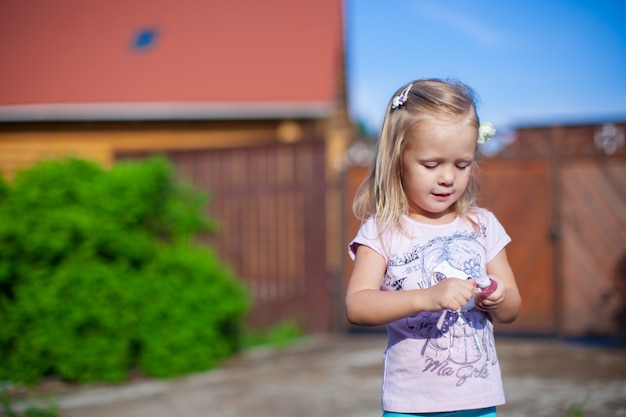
[0,120,315,180]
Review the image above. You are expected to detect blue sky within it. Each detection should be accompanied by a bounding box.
[344,0,626,135]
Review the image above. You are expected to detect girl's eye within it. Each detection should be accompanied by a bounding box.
[421,161,472,170]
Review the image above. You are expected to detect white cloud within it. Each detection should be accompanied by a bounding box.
[411,2,516,49]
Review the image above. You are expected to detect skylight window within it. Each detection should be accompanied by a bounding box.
[132,28,159,51]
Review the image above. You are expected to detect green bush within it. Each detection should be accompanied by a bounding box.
[0,157,250,384]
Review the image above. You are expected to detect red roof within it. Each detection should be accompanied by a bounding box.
[0,0,344,120]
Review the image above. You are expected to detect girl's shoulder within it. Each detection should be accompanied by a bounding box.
[349,216,381,258]
[466,206,510,241]
[467,206,499,224]
[350,216,404,262]
[356,215,379,235]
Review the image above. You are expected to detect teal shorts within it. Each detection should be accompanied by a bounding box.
[383,407,496,417]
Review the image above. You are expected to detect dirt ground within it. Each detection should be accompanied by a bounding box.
[3,334,626,417]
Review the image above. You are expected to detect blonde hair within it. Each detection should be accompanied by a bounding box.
[353,78,481,236]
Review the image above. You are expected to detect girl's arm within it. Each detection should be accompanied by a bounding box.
[345,244,476,327]
[475,247,522,323]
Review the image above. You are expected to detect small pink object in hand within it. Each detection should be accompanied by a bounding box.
[475,276,497,297]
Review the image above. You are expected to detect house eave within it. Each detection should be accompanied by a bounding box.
[0,101,335,122]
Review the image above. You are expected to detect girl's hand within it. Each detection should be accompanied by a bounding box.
[479,248,522,323]
[426,277,476,312]
[474,276,506,311]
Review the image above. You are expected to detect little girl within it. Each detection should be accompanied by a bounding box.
[346,78,522,417]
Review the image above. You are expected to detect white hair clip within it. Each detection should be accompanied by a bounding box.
[477,122,496,144]
[391,84,413,110]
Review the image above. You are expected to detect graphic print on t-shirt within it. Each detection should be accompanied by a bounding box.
[386,231,498,386]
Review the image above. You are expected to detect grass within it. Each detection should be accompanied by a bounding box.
[567,391,591,417]
[242,320,305,349]
[1,387,58,417]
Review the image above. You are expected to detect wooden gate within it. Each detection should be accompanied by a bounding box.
[560,158,626,336]
[474,124,626,337]
[478,158,555,335]
[120,140,331,333]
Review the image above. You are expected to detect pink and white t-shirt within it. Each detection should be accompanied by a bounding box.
[349,208,510,413]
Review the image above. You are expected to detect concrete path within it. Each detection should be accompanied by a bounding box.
[4,334,626,417]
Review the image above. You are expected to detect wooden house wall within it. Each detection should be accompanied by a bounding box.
[0,120,318,180]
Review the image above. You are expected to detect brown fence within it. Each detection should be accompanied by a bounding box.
[119,140,331,333]
[342,123,626,337]
[489,124,626,337]
[477,158,555,335]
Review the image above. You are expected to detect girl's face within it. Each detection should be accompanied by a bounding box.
[401,116,477,224]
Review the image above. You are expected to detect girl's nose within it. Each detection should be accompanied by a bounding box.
[438,166,454,185]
